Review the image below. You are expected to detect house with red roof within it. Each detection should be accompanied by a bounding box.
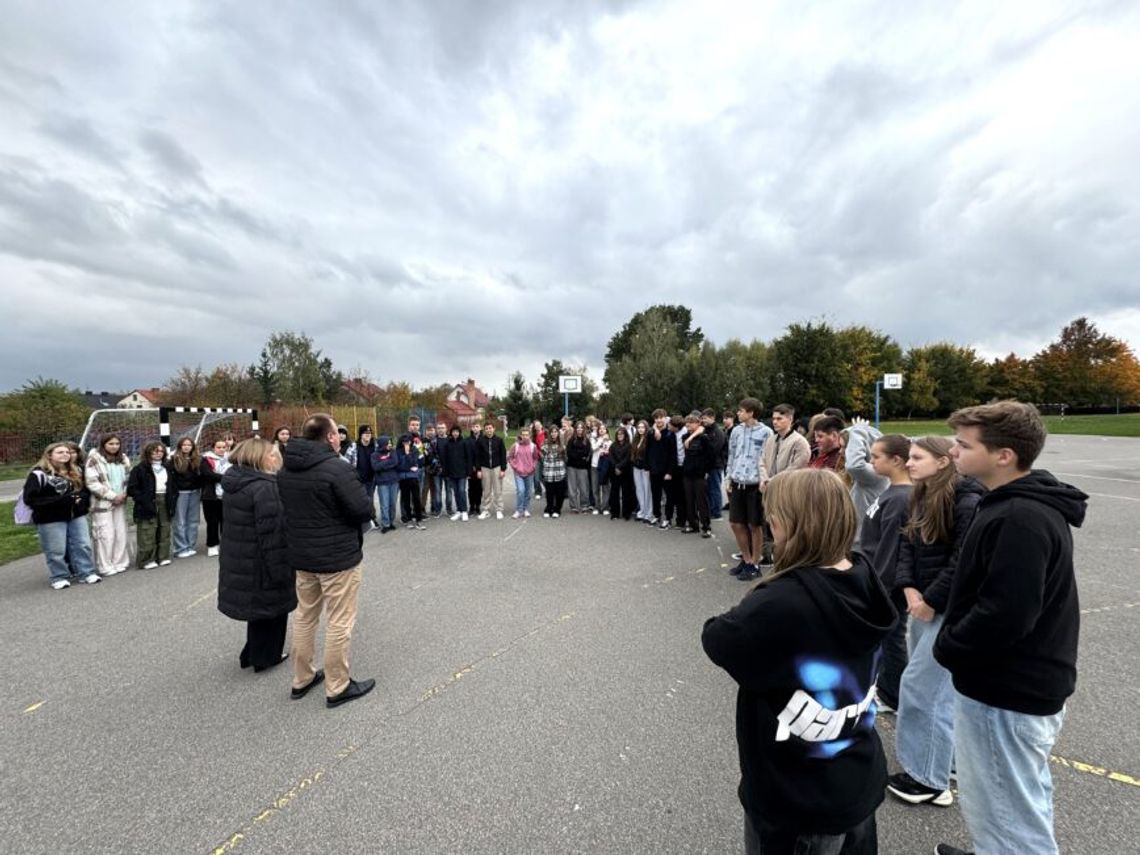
[341,377,383,404]
[444,378,489,428]
[117,388,162,409]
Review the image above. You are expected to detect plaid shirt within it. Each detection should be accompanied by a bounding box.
[541,443,566,481]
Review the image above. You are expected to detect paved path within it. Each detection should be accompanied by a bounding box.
[1,435,1137,853]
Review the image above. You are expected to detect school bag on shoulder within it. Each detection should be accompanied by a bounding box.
[13,472,42,525]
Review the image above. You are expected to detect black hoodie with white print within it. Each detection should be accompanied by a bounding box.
[702,554,896,835]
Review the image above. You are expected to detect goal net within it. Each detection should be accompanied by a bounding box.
[80,407,259,460]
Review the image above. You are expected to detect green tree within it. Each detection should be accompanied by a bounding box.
[900,350,938,416]
[0,378,91,456]
[503,371,533,428]
[264,331,326,404]
[903,343,989,416]
[1033,317,1140,407]
[603,313,686,416]
[533,360,597,421]
[985,354,1043,403]
[604,305,703,384]
[836,326,904,417]
[768,322,848,415]
[248,347,276,406]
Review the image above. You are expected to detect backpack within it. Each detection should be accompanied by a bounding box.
[13,472,41,525]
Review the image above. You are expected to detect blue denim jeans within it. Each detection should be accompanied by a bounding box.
[376,482,398,528]
[895,613,956,790]
[446,477,468,513]
[954,693,1064,855]
[433,474,447,514]
[514,473,534,513]
[38,517,97,581]
[172,490,201,553]
[707,468,724,518]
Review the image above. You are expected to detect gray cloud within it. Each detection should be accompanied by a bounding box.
[1,0,1138,397]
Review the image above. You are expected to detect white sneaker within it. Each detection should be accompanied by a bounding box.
[460,512,469,521]
[450,512,461,521]
[591,509,599,515]
[496,511,503,520]
[543,512,550,518]
[158,559,172,566]
[478,511,490,520]
[142,561,159,570]
[552,512,560,518]
[177,549,196,558]
[207,546,219,557]
[512,511,521,519]
[82,574,102,584]
[524,511,531,518]
[51,579,71,590]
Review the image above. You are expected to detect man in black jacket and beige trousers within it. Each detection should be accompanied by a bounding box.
[278,413,377,707]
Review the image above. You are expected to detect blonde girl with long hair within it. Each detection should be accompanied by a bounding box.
[703,469,894,853]
[23,442,101,589]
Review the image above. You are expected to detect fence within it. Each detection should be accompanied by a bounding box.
[257,406,441,442]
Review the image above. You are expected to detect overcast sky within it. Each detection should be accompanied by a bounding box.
[2,0,1138,396]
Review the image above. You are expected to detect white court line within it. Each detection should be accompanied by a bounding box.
[1085,491,1140,503]
[1054,472,1140,485]
[503,523,525,542]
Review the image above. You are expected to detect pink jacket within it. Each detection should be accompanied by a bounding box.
[508,441,539,477]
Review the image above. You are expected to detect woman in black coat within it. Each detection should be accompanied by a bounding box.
[217,437,297,672]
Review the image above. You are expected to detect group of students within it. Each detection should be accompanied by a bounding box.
[703,399,1086,855]
[20,433,236,588]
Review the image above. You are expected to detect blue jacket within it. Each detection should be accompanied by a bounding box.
[371,437,400,485]
[396,443,424,481]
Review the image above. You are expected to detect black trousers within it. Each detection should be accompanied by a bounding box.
[683,474,710,531]
[608,468,636,519]
[665,471,686,524]
[543,480,566,515]
[202,499,224,548]
[399,479,424,522]
[649,472,667,519]
[469,474,483,513]
[240,614,289,670]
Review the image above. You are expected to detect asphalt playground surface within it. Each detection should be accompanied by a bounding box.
[1,434,1137,854]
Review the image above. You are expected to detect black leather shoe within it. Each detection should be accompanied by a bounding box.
[291,670,325,700]
[326,677,376,708]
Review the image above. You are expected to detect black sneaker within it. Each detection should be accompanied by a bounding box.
[887,772,953,806]
[700,530,712,538]
[758,546,774,566]
[728,560,748,577]
[327,678,376,708]
[737,565,761,581]
[934,846,972,855]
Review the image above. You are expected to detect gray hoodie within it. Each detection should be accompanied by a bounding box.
[844,424,889,538]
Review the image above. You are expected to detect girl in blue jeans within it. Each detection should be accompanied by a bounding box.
[886,436,982,807]
[170,437,203,558]
[23,443,101,589]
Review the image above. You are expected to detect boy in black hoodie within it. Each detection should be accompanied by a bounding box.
[933,401,1087,855]
[703,468,894,854]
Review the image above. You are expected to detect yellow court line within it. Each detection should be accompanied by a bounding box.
[24,701,44,714]
[207,610,577,853]
[1050,754,1140,788]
